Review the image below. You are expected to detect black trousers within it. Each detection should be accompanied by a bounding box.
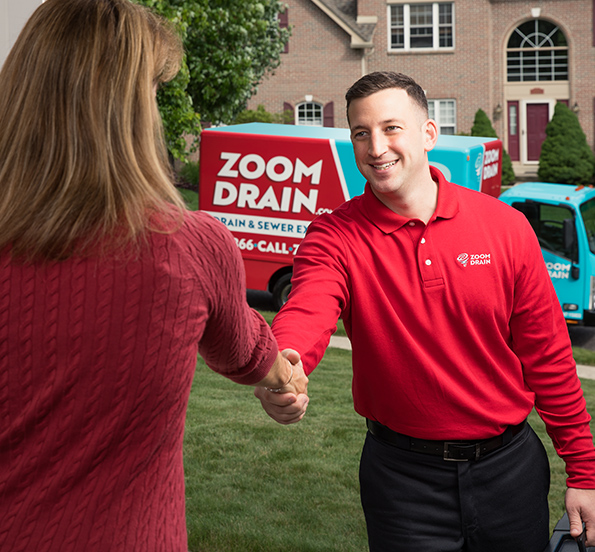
[359,423,550,552]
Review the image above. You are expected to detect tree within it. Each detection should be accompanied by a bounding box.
[183,0,290,125]
[136,0,290,161]
[136,0,201,161]
[157,62,202,162]
[538,102,595,185]
[470,108,516,186]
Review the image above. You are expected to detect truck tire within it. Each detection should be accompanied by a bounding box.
[272,273,292,311]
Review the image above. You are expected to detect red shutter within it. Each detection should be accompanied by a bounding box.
[283,102,294,124]
[323,101,334,127]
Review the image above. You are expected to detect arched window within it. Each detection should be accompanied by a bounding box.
[507,19,568,82]
[296,101,323,126]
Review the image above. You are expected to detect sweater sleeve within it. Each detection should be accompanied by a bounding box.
[189,212,279,385]
[509,215,595,487]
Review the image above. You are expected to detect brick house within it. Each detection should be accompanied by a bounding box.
[246,0,595,178]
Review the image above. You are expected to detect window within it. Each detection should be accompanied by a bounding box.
[513,201,577,262]
[389,3,454,51]
[428,99,456,135]
[296,102,323,126]
[581,198,595,255]
[509,104,518,136]
[507,20,568,82]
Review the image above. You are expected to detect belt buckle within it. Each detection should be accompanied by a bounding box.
[443,442,480,461]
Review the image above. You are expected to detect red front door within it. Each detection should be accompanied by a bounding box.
[526,103,549,161]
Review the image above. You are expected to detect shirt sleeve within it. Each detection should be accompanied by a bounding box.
[190,213,279,385]
[272,216,348,374]
[509,214,595,487]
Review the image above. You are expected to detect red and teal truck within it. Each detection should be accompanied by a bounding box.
[500,182,595,326]
[199,122,503,309]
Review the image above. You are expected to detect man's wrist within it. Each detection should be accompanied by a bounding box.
[264,363,293,393]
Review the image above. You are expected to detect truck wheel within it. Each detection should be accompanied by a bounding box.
[272,273,292,311]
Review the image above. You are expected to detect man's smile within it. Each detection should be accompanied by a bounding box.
[370,160,398,171]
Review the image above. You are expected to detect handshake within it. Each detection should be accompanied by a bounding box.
[254,349,309,425]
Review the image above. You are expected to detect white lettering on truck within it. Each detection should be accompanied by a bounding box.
[213,152,323,214]
[482,148,499,181]
[218,152,322,184]
[213,181,319,214]
[218,152,241,178]
[546,261,570,280]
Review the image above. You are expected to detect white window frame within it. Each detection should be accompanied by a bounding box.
[296,101,323,126]
[428,99,456,135]
[506,19,568,82]
[387,2,454,52]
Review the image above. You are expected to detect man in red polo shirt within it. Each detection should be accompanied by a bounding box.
[255,72,595,551]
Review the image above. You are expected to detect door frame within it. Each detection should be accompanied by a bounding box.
[520,99,556,165]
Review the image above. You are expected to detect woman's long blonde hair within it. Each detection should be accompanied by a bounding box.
[0,0,186,261]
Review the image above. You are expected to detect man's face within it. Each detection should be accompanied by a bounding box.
[348,88,437,204]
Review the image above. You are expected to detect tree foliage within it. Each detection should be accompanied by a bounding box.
[136,0,200,161]
[233,104,293,125]
[538,102,595,185]
[470,108,497,138]
[470,108,516,186]
[184,0,290,125]
[136,0,290,161]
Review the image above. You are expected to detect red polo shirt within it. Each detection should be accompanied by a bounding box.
[273,167,595,487]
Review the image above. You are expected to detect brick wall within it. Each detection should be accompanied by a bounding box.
[247,0,595,157]
[246,0,363,128]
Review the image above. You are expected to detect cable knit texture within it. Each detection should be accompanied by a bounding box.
[0,210,278,551]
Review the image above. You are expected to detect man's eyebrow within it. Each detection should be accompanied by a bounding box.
[350,119,403,131]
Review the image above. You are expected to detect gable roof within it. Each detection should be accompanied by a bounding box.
[310,0,376,48]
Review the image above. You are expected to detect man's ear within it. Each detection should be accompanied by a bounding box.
[422,118,439,152]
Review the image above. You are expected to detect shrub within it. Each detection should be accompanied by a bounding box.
[177,161,199,189]
[471,108,496,138]
[233,104,294,125]
[538,102,595,185]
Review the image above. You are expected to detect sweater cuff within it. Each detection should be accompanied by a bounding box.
[225,310,280,386]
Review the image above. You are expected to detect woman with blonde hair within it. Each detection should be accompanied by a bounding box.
[0,0,308,550]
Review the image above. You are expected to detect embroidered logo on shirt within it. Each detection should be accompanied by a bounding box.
[457,253,491,267]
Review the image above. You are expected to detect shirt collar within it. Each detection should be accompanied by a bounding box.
[361,166,460,234]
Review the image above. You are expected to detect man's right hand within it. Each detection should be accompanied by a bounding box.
[254,386,310,424]
[255,350,309,424]
[279,348,308,396]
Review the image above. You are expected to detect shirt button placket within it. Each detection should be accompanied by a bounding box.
[418,229,444,288]
[419,232,434,280]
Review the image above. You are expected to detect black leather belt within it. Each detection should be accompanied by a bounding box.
[366,419,527,461]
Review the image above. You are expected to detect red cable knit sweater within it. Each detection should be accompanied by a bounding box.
[0,210,278,551]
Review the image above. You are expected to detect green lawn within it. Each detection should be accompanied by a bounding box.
[185,348,366,552]
[184,345,595,551]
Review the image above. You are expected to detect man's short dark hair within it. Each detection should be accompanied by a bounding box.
[345,71,428,123]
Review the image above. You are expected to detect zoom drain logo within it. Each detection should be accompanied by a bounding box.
[457,253,491,267]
